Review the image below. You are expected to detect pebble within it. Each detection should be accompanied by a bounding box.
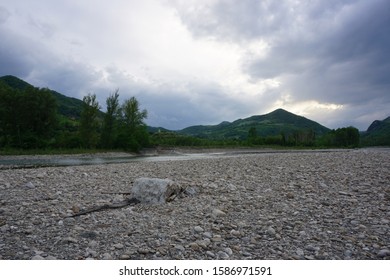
[230,229,241,237]
[266,227,276,236]
[217,251,229,259]
[114,243,124,249]
[378,249,390,258]
[212,209,226,217]
[31,255,45,260]
[194,226,204,233]
[102,253,113,260]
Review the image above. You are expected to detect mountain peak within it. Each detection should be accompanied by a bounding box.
[179,108,330,140]
[0,75,33,91]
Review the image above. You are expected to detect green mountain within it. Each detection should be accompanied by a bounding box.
[177,108,331,140]
[361,116,390,146]
[0,75,85,119]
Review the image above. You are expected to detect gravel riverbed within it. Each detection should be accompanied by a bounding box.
[0,149,389,260]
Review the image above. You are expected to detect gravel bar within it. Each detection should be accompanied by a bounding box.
[0,148,389,260]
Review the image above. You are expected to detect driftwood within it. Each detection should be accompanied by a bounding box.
[101,191,133,195]
[71,197,140,217]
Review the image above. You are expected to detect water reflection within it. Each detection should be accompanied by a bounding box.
[0,153,227,168]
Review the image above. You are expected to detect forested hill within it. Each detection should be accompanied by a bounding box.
[361,116,390,146]
[0,75,85,119]
[178,108,331,140]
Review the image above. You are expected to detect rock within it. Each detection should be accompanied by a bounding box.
[102,253,113,260]
[189,242,200,251]
[24,182,35,188]
[206,251,215,258]
[62,237,78,244]
[138,248,150,254]
[266,226,276,236]
[230,229,241,237]
[296,248,304,257]
[31,255,45,260]
[114,243,124,249]
[194,226,204,233]
[131,178,182,204]
[224,247,233,256]
[211,235,222,242]
[212,209,226,218]
[217,251,229,259]
[197,239,211,249]
[286,192,295,199]
[378,249,390,258]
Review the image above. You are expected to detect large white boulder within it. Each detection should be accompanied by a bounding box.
[131,178,181,204]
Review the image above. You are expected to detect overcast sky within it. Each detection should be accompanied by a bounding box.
[1,0,389,130]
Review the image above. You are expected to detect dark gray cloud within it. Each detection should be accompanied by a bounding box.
[0,0,389,131]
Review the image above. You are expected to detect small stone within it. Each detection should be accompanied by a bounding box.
[305,245,316,252]
[62,237,78,243]
[378,249,390,258]
[217,251,229,259]
[296,248,305,257]
[102,253,113,260]
[212,209,226,217]
[194,226,204,233]
[120,255,130,260]
[266,226,276,236]
[88,240,98,248]
[138,248,150,254]
[86,249,98,258]
[71,205,80,214]
[211,235,222,242]
[114,243,124,249]
[174,245,185,252]
[206,251,215,258]
[224,247,233,256]
[230,229,241,237]
[189,242,200,251]
[197,239,211,249]
[286,192,295,199]
[203,232,212,239]
[24,182,35,188]
[31,255,45,260]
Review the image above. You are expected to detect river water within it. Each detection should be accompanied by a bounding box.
[0,148,352,169]
[0,152,229,168]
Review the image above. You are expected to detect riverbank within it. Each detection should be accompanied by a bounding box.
[0,149,389,259]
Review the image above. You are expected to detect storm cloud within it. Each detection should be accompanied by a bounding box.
[0,0,389,130]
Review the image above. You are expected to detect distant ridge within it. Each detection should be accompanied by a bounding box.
[0,75,86,119]
[177,108,331,140]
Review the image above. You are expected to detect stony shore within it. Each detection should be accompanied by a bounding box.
[0,148,389,260]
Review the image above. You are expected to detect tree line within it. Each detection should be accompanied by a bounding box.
[246,126,360,148]
[0,82,149,151]
[0,80,361,151]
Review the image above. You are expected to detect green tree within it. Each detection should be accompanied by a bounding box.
[118,96,148,151]
[79,93,100,148]
[0,84,58,148]
[101,89,120,148]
